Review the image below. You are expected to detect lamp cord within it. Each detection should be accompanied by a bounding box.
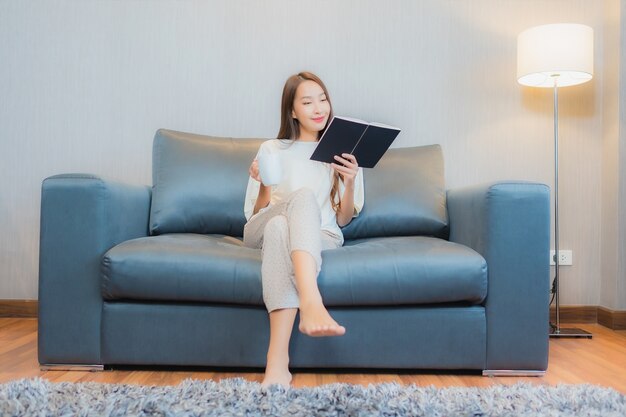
[549,275,557,330]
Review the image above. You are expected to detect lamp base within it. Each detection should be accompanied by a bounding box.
[549,327,592,338]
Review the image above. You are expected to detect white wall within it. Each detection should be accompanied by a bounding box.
[0,0,622,309]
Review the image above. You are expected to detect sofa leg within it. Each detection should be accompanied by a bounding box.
[482,370,545,377]
[40,364,104,372]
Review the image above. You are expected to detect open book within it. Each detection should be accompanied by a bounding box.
[309,116,401,168]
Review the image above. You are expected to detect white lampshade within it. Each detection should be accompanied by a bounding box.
[517,23,593,87]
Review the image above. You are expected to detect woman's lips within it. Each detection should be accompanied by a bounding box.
[313,116,325,123]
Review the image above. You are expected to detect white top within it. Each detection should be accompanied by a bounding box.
[244,139,365,239]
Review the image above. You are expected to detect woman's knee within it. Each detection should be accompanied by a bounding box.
[263,215,289,239]
[289,188,316,205]
[287,188,320,217]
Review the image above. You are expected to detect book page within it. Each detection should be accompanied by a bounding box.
[336,116,369,125]
[370,121,401,130]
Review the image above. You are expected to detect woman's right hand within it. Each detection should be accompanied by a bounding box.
[249,158,261,182]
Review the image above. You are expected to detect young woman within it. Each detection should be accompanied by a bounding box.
[242,71,365,389]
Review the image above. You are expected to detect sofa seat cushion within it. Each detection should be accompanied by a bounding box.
[320,236,487,306]
[101,234,487,307]
[101,234,263,305]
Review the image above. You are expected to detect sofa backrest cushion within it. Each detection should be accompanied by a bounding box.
[149,129,448,239]
[149,129,262,236]
[341,144,448,240]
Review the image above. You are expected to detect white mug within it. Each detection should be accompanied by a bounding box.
[257,150,282,186]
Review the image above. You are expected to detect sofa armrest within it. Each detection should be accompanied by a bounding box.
[38,174,151,365]
[447,181,551,370]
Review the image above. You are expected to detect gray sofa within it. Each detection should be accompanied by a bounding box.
[38,128,551,376]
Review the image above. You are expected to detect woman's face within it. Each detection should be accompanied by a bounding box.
[291,80,331,139]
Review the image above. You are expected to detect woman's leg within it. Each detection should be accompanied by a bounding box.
[260,225,343,388]
[291,250,345,336]
[244,189,344,335]
[283,189,345,337]
[242,189,345,388]
[263,308,297,388]
[257,214,298,388]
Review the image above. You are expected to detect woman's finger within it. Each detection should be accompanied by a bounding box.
[331,163,357,176]
[334,155,356,167]
[331,162,350,171]
[341,153,358,166]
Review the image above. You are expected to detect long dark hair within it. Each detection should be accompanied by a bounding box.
[277,71,342,212]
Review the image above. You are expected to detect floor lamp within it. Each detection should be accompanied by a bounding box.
[517,23,593,338]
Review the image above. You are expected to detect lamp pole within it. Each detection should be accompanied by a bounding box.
[553,76,561,334]
[549,76,591,338]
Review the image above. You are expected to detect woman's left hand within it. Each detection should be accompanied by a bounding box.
[331,153,358,187]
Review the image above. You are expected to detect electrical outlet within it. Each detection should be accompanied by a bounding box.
[549,250,573,266]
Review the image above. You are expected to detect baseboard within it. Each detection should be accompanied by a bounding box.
[597,306,626,330]
[1,300,624,330]
[550,305,626,330]
[549,305,597,324]
[0,300,38,318]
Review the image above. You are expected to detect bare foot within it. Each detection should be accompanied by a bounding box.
[299,302,346,337]
[261,367,292,390]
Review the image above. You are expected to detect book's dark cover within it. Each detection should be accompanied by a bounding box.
[354,124,401,168]
[310,116,401,168]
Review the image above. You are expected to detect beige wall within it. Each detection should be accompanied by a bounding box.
[617,0,626,310]
[621,0,626,310]
[0,0,623,309]
[601,0,621,310]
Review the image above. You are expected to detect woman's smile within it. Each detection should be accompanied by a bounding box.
[312,116,326,123]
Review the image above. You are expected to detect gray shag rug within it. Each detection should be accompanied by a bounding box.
[1,376,625,416]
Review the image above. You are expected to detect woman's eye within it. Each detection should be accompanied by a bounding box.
[321,99,327,101]
[304,102,311,105]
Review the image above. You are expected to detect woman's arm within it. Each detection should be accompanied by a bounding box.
[253,183,271,215]
[336,182,355,227]
[249,157,271,215]
[332,153,359,227]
